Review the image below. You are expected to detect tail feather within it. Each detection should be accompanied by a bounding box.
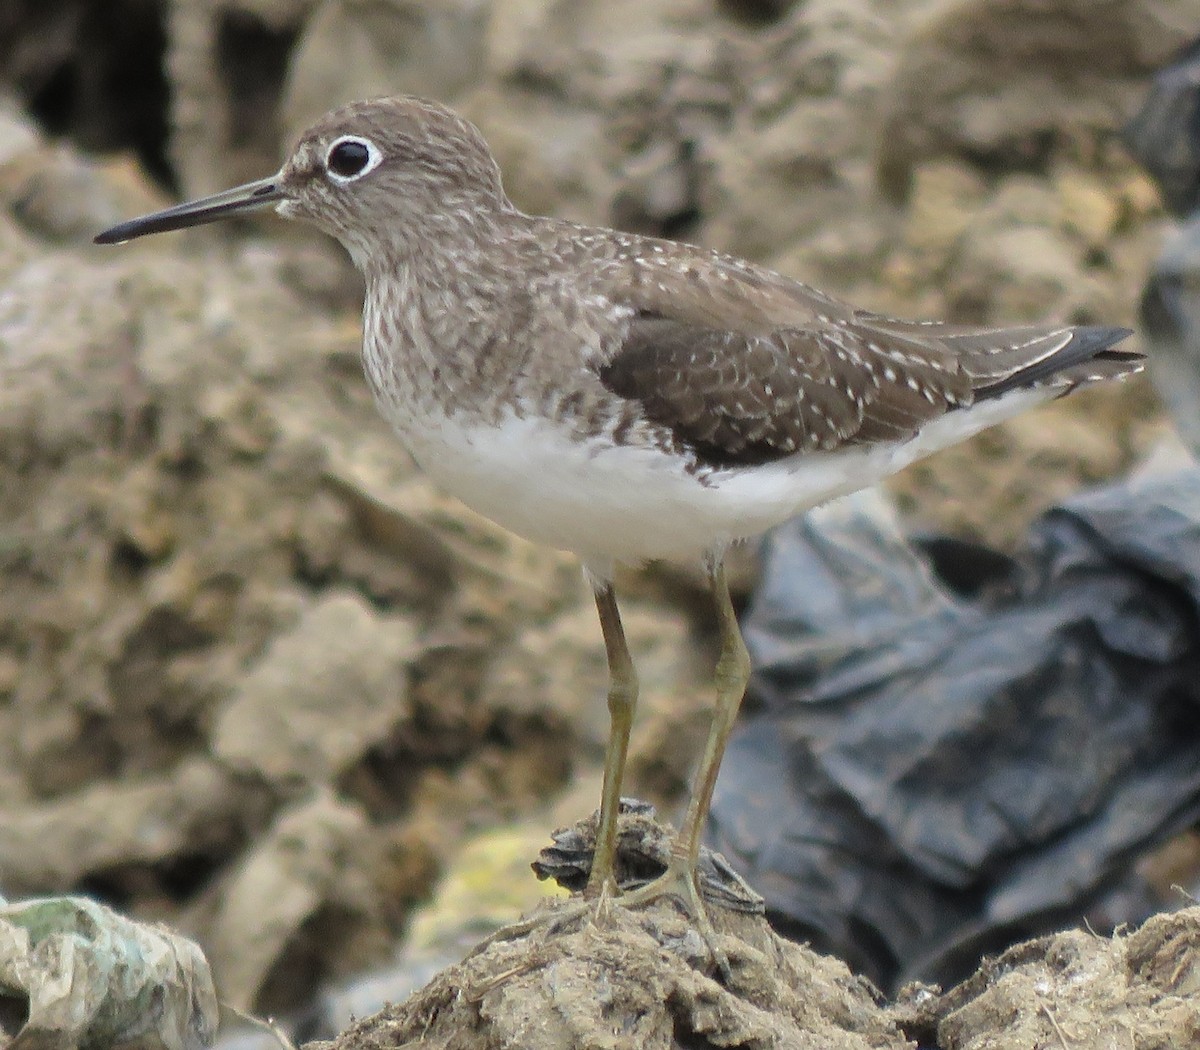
[968,326,1139,401]
[1039,350,1146,395]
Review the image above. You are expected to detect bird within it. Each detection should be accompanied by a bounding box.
[95,96,1141,952]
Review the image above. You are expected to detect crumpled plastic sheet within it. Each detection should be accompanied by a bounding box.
[0,894,218,1049]
[1129,34,1200,456]
[1139,217,1200,456]
[707,473,1200,991]
[1124,35,1200,218]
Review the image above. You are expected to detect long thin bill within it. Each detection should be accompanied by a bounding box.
[94,175,284,245]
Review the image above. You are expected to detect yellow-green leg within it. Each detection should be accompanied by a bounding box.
[619,554,751,963]
[586,579,639,899]
[473,557,749,967]
[675,554,751,871]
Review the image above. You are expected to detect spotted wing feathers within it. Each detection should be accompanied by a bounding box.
[597,307,1138,469]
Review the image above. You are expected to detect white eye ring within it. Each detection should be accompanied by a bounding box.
[325,135,384,183]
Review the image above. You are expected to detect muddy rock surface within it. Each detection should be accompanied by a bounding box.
[319,898,905,1050]
[311,902,1200,1050]
[0,0,1195,1046]
[895,907,1200,1050]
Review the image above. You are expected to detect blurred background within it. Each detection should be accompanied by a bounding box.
[0,0,1192,1030]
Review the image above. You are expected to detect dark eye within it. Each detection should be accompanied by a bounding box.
[325,137,380,181]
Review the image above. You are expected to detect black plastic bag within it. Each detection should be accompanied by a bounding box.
[708,473,1200,990]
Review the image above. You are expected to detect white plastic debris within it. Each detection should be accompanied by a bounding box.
[0,895,218,1050]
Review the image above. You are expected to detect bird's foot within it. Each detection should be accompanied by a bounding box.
[474,865,731,978]
[614,856,732,979]
[465,873,621,962]
[476,802,758,978]
[465,902,578,960]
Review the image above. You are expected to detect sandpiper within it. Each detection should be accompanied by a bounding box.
[96,96,1141,949]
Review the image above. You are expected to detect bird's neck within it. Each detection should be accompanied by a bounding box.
[358,203,524,295]
[358,210,535,422]
[360,215,524,335]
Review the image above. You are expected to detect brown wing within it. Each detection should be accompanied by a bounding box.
[597,312,1136,469]
[597,314,969,467]
[586,237,1137,469]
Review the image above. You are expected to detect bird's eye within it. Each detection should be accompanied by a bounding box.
[325,136,382,182]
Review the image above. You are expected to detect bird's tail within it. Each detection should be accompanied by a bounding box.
[945,325,1141,401]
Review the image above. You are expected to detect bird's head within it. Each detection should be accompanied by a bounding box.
[95,96,512,267]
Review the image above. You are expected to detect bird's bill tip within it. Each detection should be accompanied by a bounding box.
[93,175,284,245]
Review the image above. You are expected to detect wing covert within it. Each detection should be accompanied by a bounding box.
[597,312,968,468]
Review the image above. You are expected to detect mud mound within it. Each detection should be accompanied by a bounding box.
[320,899,904,1050]
[895,907,1200,1049]
[316,857,1200,1050]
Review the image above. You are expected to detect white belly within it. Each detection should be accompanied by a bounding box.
[386,388,1050,568]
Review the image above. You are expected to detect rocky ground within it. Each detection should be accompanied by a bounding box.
[0,0,1194,1047]
[315,890,1200,1050]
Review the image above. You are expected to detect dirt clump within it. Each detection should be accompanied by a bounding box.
[316,897,904,1050]
[894,907,1200,1050]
